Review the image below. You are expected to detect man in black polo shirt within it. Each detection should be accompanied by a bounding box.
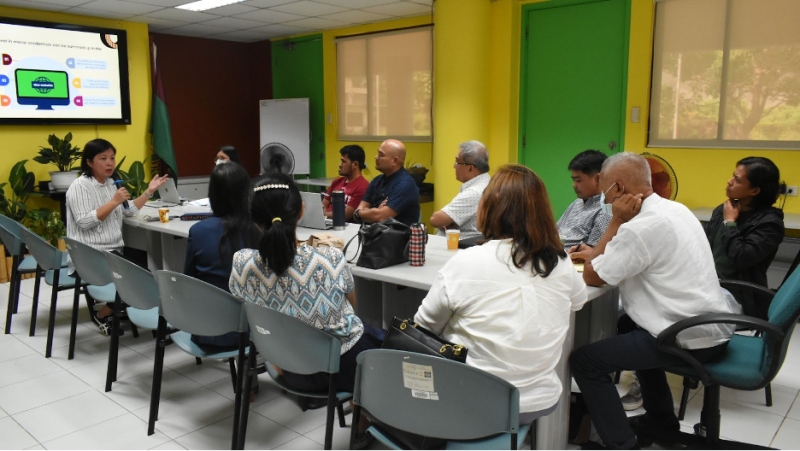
[354,139,420,226]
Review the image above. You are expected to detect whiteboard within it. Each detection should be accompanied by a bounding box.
[259,98,310,175]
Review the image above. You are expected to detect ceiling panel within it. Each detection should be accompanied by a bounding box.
[269,1,346,17]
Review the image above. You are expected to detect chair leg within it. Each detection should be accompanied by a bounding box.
[613,370,621,385]
[765,383,773,407]
[130,322,140,338]
[336,402,346,428]
[511,432,518,450]
[68,276,82,360]
[196,357,202,365]
[699,385,721,444]
[350,404,362,449]
[10,256,20,314]
[529,419,537,450]
[228,358,237,394]
[678,377,698,421]
[29,267,42,337]
[324,374,337,450]
[105,297,122,391]
[231,333,247,450]
[237,345,257,450]
[45,270,60,358]
[148,316,168,436]
[4,256,19,334]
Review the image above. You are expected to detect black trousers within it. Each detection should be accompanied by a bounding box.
[570,317,726,449]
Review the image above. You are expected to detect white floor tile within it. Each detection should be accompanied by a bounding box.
[12,313,101,354]
[132,387,235,439]
[0,406,6,419]
[48,335,111,369]
[135,342,201,368]
[206,375,283,407]
[0,338,36,363]
[0,352,61,388]
[682,396,783,447]
[175,411,299,450]
[0,417,39,450]
[41,412,171,450]
[68,348,154,387]
[774,361,800,390]
[23,446,44,450]
[102,367,201,412]
[771,417,800,449]
[719,383,798,417]
[252,395,330,435]
[787,392,800,421]
[304,419,356,450]
[118,329,157,351]
[148,441,187,450]
[13,390,127,443]
[0,370,90,415]
[0,331,15,342]
[275,435,324,450]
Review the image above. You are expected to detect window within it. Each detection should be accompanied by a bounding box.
[336,26,433,141]
[649,0,800,149]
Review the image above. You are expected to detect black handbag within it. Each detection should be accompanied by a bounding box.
[381,317,468,363]
[344,218,411,269]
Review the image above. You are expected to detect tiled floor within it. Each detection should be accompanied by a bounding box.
[1,277,799,450]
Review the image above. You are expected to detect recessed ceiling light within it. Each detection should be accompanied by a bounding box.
[176,0,247,12]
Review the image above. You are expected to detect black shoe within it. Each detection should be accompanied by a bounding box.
[299,396,328,411]
[629,413,679,434]
[351,432,375,450]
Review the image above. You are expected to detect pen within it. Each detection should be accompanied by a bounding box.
[577,240,585,252]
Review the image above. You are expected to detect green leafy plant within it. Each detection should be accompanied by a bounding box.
[26,209,65,247]
[114,157,148,198]
[0,160,41,222]
[34,132,82,172]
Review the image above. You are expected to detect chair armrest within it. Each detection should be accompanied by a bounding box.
[718,279,776,301]
[656,313,784,386]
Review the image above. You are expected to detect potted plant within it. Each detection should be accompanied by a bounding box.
[27,208,66,248]
[0,160,40,222]
[114,157,148,197]
[34,132,82,190]
[405,160,429,187]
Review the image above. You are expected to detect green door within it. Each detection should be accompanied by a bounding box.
[519,0,628,217]
[272,35,326,178]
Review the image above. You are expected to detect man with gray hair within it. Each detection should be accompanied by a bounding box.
[570,153,740,449]
[430,140,490,240]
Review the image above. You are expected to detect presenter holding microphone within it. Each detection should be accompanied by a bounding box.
[66,138,169,335]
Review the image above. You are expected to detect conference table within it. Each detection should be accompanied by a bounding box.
[122,202,617,449]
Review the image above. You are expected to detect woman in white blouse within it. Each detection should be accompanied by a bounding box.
[66,138,168,334]
[414,164,588,425]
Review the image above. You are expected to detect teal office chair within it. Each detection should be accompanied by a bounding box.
[351,349,531,450]
[0,221,39,334]
[237,302,352,450]
[18,227,86,358]
[643,266,800,449]
[62,238,119,360]
[104,250,161,391]
[153,270,249,449]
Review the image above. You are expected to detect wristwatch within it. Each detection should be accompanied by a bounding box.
[145,190,155,199]
[353,208,362,221]
[722,219,736,227]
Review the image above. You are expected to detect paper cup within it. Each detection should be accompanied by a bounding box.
[158,208,170,223]
[446,229,460,250]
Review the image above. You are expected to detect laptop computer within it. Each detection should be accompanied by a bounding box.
[156,178,181,205]
[298,191,333,230]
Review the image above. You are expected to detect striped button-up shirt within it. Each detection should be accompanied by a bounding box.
[66,175,138,270]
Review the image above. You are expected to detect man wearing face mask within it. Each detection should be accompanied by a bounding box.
[569,153,740,450]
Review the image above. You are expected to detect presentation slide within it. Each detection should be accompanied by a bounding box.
[0,20,127,121]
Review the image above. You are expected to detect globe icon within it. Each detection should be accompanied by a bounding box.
[33,76,53,94]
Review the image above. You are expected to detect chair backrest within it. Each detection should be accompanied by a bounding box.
[243,302,342,375]
[105,251,160,311]
[354,349,520,441]
[762,265,800,380]
[63,238,113,286]
[154,270,247,336]
[0,219,25,256]
[18,227,63,270]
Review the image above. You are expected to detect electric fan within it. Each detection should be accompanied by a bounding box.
[641,152,678,200]
[259,142,295,175]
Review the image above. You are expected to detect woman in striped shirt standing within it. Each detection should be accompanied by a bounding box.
[66,139,169,334]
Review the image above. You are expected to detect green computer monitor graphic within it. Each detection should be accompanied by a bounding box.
[15,69,70,110]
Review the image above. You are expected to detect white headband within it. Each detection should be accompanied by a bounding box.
[254,184,289,192]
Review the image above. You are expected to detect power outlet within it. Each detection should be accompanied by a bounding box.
[787,185,798,197]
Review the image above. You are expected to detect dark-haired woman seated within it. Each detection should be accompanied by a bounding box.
[66,138,169,334]
[705,156,785,320]
[228,172,383,393]
[215,145,242,166]
[184,162,260,347]
[414,164,588,425]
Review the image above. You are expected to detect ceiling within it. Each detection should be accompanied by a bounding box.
[0,0,434,42]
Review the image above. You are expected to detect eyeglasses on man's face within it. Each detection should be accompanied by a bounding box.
[454,158,472,166]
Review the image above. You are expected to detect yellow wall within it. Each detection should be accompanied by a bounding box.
[0,6,152,212]
[624,1,800,214]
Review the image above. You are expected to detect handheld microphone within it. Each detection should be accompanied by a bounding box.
[112,177,130,209]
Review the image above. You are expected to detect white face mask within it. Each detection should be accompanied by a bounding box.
[600,182,619,216]
[215,159,228,166]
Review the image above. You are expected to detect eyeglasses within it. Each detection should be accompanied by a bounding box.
[454,158,472,166]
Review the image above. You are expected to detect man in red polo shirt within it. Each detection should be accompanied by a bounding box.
[323,145,369,221]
